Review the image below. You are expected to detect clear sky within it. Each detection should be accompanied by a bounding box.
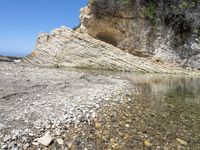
[0,0,88,56]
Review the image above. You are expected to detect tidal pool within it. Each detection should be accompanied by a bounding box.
[62,74,200,150]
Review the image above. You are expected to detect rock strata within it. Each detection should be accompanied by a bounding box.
[79,0,200,69]
[23,26,186,73]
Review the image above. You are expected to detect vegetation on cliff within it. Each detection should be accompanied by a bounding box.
[82,0,200,69]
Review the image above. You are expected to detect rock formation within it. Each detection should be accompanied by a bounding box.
[24,0,200,72]
[23,27,176,73]
[79,0,200,70]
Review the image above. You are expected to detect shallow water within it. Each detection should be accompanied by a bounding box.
[62,74,200,150]
[108,75,200,149]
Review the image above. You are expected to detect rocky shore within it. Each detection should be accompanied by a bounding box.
[0,55,22,62]
[0,62,135,149]
[1,0,200,149]
[0,62,200,150]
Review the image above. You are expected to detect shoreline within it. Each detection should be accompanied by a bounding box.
[0,55,23,62]
[0,62,200,149]
[0,62,135,149]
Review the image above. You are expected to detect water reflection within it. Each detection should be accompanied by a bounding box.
[61,69,200,149]
[93,74,200,149]
[122,75,200,149]
[125,74,200,105]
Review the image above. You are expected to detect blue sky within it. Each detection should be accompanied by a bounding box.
[0,0,88,56]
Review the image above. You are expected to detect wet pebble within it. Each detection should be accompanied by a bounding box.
[95,123,102,129]
[176,138,187,146]
[144,140,152,147]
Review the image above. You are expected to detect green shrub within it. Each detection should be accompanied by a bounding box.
[73,23,81,31]
[143,0,157,23]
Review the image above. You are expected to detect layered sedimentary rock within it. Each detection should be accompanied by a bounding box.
[23,26,177,73]
[79,0,200,69]
[24,0,200,73]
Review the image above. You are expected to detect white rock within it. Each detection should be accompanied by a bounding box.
[1,145,7,149]
[38,132,53,146]
[32,142,39,146]
[23,143,30,149]
[55,130,61,136]
[125,124,130,128]
[56,138,64,145]
[28,133,34,137]
[3,135,11,142]
[91,112,96,119]
[14,59,21,63]
[191,43,200,50]
[0,123,4,130]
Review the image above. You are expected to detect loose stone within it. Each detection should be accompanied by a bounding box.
[56,138,64,145]
[38,132,53,146]
[144,140,152,147]
[176,138,187,146]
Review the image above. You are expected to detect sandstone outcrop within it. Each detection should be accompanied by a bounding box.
[24,0,200,73]
[79,0,200,69]
[23,26,177,73]
[23,26,188,73]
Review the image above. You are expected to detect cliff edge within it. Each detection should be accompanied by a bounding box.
[24,0,200,73]
[79,0,200,70]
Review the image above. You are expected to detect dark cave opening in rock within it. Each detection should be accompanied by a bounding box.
[95,33,118,47]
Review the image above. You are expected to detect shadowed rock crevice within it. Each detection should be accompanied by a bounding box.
[95,33,117,46]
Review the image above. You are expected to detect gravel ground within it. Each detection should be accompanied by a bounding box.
[1,62,199,150]
[0,62,135,150]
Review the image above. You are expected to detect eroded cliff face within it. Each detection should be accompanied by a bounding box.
[79,0,150,56]
[25,0,200,73]
[24,26,176,73]
[79,0,200,69]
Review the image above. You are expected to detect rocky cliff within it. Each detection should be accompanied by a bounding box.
[79,0,200,70]
[24,0,200,73]
[23,27,176,73]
